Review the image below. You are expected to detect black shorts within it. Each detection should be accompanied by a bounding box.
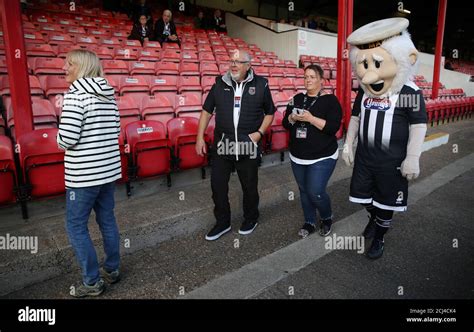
[349,162,408,211]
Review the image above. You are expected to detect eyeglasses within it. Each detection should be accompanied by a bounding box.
[230,60,250,65]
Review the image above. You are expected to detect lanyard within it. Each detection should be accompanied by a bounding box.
[303,91,321,109]
[300,91,321,127]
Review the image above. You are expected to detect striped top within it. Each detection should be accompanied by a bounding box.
[57,77,122,188]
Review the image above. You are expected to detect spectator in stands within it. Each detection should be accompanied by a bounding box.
[131,0,152,23]
[154,9,180,47]
[193,10,207,30]
[195,49,276,241]
[57,49,122,297]
[282,64,342,238]
[128,14,154,45]
[211,9,227,32]
[444,60,454,70]
[308,16,318,30]
[299,16,310,28]
[20,0,28,13]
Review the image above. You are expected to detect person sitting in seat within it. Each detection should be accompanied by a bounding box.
[128,14,154,46]
[154,9,180,47]
[211,9,227,32]
[194,10,207,30]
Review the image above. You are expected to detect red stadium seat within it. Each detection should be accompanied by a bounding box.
[31,57,64,75]
[267,77,280,91]
[179,62,200,76]
[118,133,129,185]
[198,52,216,64]
[253,66,269,77]
[116,96,141,131]
[138,48,161,62]
[175,93,202,118]
[155,61,179,76]
[167,117,207,170]
[39,75,70,116]
[218,63,230,74]
[119,76,149,97]
[102,60,129,74]
[18,128,65,198]
[269,67,285,77]
[0,136,17,205]
[149,75,178,99]
[75,35,99,47]
[91,46,115,60]
[271,91,291,113]
[125,120,171,184]
[180,51,198,63]
[178,76,202,93]
[143,41,162,50]
[279,78,295,94]
[99,37,122,48]
[129,61,156,75]
[201,75,217,93]
[56,44,82,58]
[268,111,288,154]
[141,95,175,123]
[26,43,56,57]
[200,62,219,77]
[122,40,142,49]
[0,75,44,97]
[24,32,46,44]
[46,32,74,45]
[161,49,180,62]
[114,48,138,61]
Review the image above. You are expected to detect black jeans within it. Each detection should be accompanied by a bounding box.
[211,154,260,226]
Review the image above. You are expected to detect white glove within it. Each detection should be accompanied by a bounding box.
[342,143,354,167]
[400,123,427,181]
[341,116,360,167]
[401,155,420,180]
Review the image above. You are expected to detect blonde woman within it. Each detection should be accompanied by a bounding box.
[57,49,122,297]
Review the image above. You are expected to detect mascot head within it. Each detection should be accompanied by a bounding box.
[348,17,419,98]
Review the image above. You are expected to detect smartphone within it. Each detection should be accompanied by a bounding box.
[292,108,304,115]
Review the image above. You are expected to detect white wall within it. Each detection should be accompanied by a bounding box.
[417,52,474,96]
[226,13,299,64]
[195,0,259,16]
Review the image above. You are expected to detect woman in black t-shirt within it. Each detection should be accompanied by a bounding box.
[282,64,342,238]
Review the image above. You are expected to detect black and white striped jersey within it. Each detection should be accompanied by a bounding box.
[57,77,122,188]
[352,82,427,167]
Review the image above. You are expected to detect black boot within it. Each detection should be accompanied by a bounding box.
[362,215,377,239]
[366,224,388,259]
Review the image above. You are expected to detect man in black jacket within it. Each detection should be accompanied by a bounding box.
[154,9,180,47]
[196,50,275,241]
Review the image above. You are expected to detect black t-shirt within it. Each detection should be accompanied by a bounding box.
[282,92,342,160]
[352,82,427,168]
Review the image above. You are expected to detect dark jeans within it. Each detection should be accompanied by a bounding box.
[65,182,120,285]
[291,158,337,225]
[211,154,260,226]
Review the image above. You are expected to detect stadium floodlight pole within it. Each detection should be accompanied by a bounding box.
[431,0,448,99]
[336,0,347,130]
[344,0,353,131]
[0,0,34,138]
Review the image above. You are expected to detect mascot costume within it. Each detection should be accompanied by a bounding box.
[342,18,427,259]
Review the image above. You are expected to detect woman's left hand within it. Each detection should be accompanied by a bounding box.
[293,110,314,123]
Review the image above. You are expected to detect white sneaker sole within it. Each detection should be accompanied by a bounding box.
[205,226,231,241]
[238,223,258,235]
